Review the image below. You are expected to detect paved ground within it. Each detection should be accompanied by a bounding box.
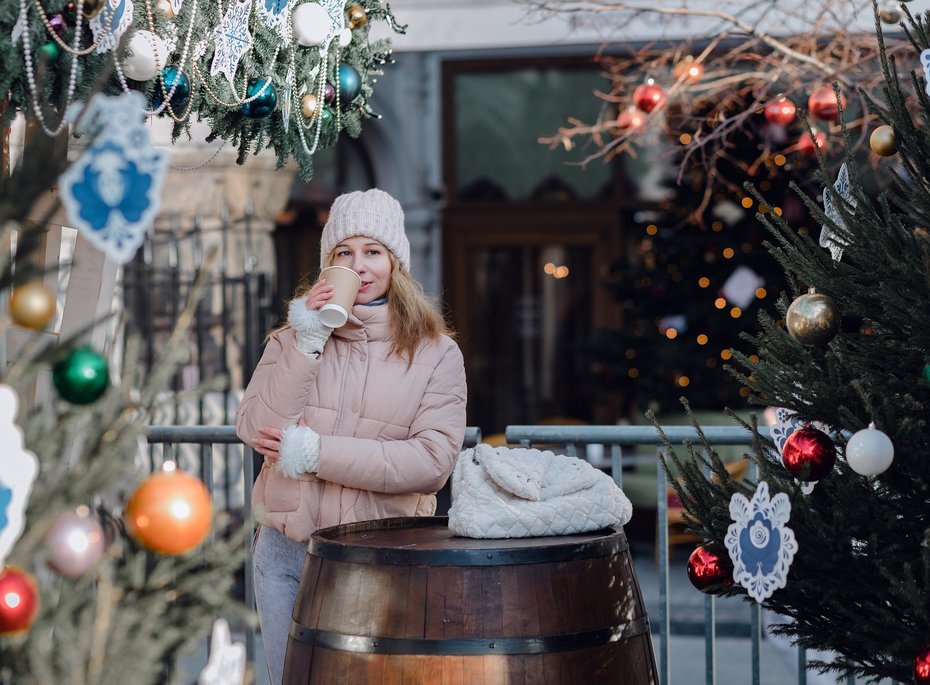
[178,544,894,685]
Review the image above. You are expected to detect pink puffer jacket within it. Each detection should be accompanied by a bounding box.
[236,305,467,542]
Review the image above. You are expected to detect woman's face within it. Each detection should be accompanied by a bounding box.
[330,236,393,304]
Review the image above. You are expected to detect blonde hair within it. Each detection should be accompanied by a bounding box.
[271,250,453,364]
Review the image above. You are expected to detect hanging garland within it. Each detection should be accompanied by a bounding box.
[0,0,404,180]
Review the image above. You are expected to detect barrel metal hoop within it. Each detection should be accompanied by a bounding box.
[288,616,651,655]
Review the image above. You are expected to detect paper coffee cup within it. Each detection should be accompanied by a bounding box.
[318,266,362,328]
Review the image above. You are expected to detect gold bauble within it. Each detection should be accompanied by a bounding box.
[157,0,175,18]
[347,4,367,29]
[870,125,897,157]
[786,292,840,346]
[9,282,56,330]
[300,93,319,119]
[81,0,107,19]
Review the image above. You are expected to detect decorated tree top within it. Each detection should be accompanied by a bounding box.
[0,0,403,179]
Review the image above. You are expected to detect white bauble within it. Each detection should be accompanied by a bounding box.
[845,423,894,476]
[292,3,334,47]
[337,28,351,48]
[122,30,167,81]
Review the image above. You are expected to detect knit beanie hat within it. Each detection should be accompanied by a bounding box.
[319,189,410,271]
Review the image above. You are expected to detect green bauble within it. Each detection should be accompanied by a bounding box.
[241,78,277,119]
[320,106,334,126]
[52,347,109,404]
[38,41,59,62]
[923,363,930,382]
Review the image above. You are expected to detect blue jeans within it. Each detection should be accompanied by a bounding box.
[252,526,307,685]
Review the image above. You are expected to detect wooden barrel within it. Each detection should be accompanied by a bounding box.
[283,516,658,684]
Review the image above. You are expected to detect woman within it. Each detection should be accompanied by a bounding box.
[236,188,467,684]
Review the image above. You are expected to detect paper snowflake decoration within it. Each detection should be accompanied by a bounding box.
[90,0,134,54]
[198,619,246,685]
[725,481,798,603]
[820,162,856,261]
[59,92,168,264]
[211,0,254,86]
[921,49,930,98]
[258,0,290,33]
[0,385,39,570]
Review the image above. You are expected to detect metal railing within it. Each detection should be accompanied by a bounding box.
[145,422,889,685]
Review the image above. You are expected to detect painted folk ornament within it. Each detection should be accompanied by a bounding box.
[60,92,169,264]
[724,481,798,603]
[198,618,247,685]
[0,385,40,570]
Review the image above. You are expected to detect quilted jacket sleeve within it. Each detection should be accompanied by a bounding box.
[315,339,467,495]
[235,328,323,449]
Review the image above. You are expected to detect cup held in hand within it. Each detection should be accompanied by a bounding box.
[318,266,362,328]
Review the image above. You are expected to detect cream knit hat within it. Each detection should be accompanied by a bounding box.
[319,189,410,271]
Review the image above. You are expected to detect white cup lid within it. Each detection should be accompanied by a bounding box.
[319,304,349,328]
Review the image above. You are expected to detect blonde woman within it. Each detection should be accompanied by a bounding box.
[236,188,467,684]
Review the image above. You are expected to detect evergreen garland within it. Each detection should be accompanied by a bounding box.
[656,6,930,682]
[0,0,402,179]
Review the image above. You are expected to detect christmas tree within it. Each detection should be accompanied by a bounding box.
[0,120,253,683]
[658,7,930,683]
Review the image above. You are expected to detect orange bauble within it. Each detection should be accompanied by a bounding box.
[124,467,213,555]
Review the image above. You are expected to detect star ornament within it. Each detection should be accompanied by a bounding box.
[820,162,856,261]
[0,385,39,570]
[211,0,254,86]
[198,619,246,685]
[724,481,798,603]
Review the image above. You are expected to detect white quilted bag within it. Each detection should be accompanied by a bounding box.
[447,443,633,539]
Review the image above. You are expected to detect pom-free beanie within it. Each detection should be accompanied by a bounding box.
[319,189,410,271]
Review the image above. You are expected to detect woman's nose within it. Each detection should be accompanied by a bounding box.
[351,255,365,273]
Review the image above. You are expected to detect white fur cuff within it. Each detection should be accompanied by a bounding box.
[288,298,333,356]
[276,424,321,479]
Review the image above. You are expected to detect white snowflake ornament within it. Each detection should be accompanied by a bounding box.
[211,0,254,86]
[820,162,857,261]
[90,0,135,54]
[198,619,246,685]
[0,385,39,570]
[725,481,798,603]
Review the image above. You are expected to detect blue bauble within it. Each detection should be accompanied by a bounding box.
[151,67,190,111]
[337,64,362,106]
[241,78,277,119]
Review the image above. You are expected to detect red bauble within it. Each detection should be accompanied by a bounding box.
[808,84,846,121]
[765,97,796,126]
[617,106,646,132]
[0,567,39,635]
[687,545,734,593]
[798,129,827,156]
[915,644,930,684]
[633,82,666,113]
[782,427,836,481]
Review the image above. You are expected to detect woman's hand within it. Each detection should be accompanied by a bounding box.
[256,426,284,466]
[303,279,334,311]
